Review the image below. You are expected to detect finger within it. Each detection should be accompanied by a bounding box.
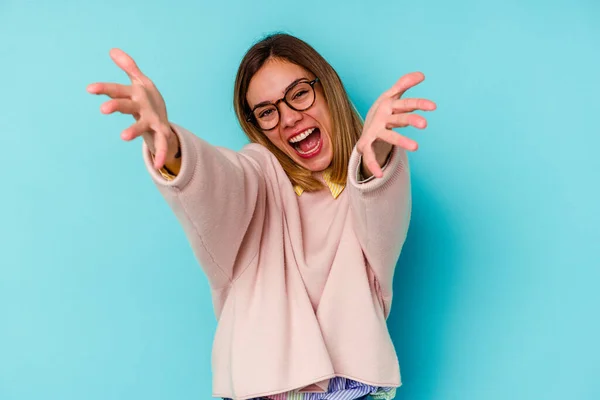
[87,82,132,98]
[101,99,138,115]
[109,48,146,84]
[392,98,436,113]
[386,113,427,130]
[121,120,148,141]
[152,131,169,169]
[384,72,425,99]
[378,129,419,151]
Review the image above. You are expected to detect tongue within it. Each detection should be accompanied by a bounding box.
[298,130,320,152]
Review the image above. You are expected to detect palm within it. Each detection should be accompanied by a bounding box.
[87,48,175,169]
[358,72,437,178]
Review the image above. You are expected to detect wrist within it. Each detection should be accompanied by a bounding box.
[373,141,393,165]
[161,131,182,175]
[164,131,181,162]
[360,141,393,178]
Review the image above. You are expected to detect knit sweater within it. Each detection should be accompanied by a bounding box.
[141,124,412,400]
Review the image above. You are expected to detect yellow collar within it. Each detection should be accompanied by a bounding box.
[293,169,346,199]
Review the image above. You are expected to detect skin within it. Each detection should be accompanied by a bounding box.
[246,58,334,172]
[87,48,436,180]
[87,49,181,173]
[357,71,437,178]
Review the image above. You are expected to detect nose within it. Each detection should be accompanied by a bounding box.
[278,102,303,129]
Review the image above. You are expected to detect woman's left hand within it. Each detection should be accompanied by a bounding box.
[357,72,436,178]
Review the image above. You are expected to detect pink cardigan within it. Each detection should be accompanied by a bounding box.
[141,124,411,400]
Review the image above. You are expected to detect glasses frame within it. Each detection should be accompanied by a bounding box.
[246,78,320,131]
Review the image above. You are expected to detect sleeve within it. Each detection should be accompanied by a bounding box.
[356,151,393,183]
[346,145,412,298]
[142,123,267,290]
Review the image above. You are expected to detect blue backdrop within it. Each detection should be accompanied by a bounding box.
[1,0,598,399]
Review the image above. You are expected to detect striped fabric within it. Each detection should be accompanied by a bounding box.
[292,153,392,198]
[224,377,396,400]
[293,169,346,198]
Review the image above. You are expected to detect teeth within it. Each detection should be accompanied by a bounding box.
[296,146,318,155]
[289,128,315,143]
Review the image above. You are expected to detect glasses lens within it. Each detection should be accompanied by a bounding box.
[286,82,315,111]
[251,81,316,131]
[253,105,279,130]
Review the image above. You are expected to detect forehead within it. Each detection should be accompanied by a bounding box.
[246,58,313,108]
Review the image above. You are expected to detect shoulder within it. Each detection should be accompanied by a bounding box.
[239,142,276,160]
[238,143,285,175]
[237,143,298,199]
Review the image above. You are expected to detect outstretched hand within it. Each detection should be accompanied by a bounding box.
[87,49,178,170]
[357,72,436,178]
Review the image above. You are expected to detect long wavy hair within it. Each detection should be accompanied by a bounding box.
[233,33,363,191]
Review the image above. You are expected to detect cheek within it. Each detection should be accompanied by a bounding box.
[314,105,332,131]
[314,90,331,125]
[263,130,286,148]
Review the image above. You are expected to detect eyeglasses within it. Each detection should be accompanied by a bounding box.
[247,78,319,131]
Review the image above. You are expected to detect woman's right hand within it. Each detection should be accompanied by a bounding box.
[87,48,179,170]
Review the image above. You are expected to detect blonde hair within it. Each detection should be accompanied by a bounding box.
[233,33,363,191]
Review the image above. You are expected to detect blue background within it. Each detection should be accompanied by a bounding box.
[1,0,598,399]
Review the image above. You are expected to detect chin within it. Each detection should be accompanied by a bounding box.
[298,152,333,172]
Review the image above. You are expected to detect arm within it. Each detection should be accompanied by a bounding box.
[350,71,435,299]
[359,142,393,181]
[87,49,266,290]
[142,123,267,290]
[159,130,182,177]
[151,129,181,180]
[347,144,411,298]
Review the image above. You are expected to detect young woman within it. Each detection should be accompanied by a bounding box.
[87,33,436,400]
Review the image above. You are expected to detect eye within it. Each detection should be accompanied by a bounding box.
[258,108,274,119]
[293,89,308,100]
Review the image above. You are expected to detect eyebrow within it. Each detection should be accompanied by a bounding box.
[251,78,307,110]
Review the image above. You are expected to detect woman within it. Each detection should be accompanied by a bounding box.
[87,33,436,400]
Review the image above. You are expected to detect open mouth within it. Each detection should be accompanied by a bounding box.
[288,127,323,159]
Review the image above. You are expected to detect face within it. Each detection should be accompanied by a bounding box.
[246,58,333,172]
